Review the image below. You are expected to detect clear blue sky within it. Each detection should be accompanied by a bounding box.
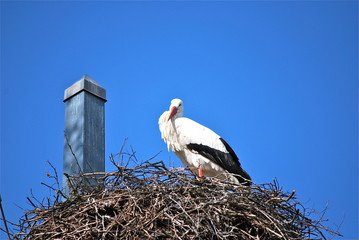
[1,1,358,239]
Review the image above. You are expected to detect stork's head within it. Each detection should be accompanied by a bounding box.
[168,98,183,121]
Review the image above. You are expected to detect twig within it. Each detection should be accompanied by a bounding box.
[0,195,11,239]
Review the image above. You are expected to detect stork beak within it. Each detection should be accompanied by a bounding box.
[168,106,177,121]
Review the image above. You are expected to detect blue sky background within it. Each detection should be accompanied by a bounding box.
[1,1,358,239]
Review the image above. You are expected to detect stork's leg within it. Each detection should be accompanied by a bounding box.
[198,164,204,180]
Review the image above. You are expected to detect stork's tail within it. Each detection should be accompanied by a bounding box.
[234,169,252,186]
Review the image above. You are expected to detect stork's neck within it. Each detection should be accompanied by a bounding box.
[165,116,183,152]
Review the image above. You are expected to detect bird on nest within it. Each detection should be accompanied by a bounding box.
[159,98,251,186]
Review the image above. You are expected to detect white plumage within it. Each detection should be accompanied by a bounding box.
[159,98,251,185]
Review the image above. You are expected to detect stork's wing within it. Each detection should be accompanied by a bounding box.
[174,118,251,185]
[187,139,251,185]
[218,138,251,183]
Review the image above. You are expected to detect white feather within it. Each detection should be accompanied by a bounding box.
[174,117,227,153]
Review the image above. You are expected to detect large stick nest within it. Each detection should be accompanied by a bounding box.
[6,152,339,239]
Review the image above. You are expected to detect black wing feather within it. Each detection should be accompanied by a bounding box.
[187,137,251,185]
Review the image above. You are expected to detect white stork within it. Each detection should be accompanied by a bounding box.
[159,98,251,185]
